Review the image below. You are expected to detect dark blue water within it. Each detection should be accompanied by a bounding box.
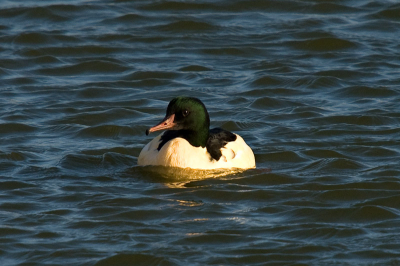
[1,0,400,265]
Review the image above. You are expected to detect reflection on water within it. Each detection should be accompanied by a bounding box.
[128,166,251,188]
[133,165,247,181]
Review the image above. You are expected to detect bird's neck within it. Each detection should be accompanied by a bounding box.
[180,128,209,148]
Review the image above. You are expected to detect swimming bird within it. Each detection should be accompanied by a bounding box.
[138,97,256,170]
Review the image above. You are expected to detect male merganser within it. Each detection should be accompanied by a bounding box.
[138,97,256,170]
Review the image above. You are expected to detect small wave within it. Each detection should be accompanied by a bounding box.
[289,205,397,223]
[1,201,38,212]
[356,195,400,209]
[94,253,175,266]
[294,75,342,89]
[36,60,129,76]
[237,88,304,97]
[310,2,360,14]
[355,146,399,158]
[316,69,363,79]
[101,13,145,24]
[364,165,400,178]
[288,37,357,51]
[0,226,31,237]
[139,1,215,11]
[0,6,67,22]
[322,158,365,170]
[251,76,283,87]
[285,225,365,240]
[333,85,398,98]
[234,121,262,130]
[0,151,27,161]
[0,67,9,76]
[13,32,54,45]
[173,232,246,245]
[308,114,397,127]
[179,65,212,72]
[126,70,180,80]
[350,205,399,221]
[77,87,128,99]
[235,172,298,186]
[250,96,303,110]
[81,147,135,157]
[20,45,122,57]
[303,149,347,159]
[60,154,103,170]
[158,20,218,32]
[76,125,135,139]
[0,181,36,190]
[17,165,61,177]
[0,123,36,134]
[123,70,182,87]
[317,188,378,202]
[258,151,307,163]
[299,158,365,173]
[216,120,265,132]
[60,151,136,171]
[250,60,294,71]
[34,231,62,239]
[101,152,137,167]
[29,55,61,65]
[226,0,306,12]
[202,47,261,57]
[43,209,73,216]
[55,108,142,126]
[372,5,400,21]
[296,111,323,119]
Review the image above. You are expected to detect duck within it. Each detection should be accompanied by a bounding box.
[138,97,256,170]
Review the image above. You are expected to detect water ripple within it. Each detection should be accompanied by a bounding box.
[288,37,357,51]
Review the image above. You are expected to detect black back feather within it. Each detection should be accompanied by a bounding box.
[206,128,237,161]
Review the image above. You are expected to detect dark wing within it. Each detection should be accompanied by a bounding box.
[206,128,237,161]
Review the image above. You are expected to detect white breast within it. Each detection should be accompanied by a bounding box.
[138,133,256,170]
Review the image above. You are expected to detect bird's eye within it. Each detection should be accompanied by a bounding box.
[182,110,189,117]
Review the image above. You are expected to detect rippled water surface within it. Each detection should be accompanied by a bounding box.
[1,0,400,265]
